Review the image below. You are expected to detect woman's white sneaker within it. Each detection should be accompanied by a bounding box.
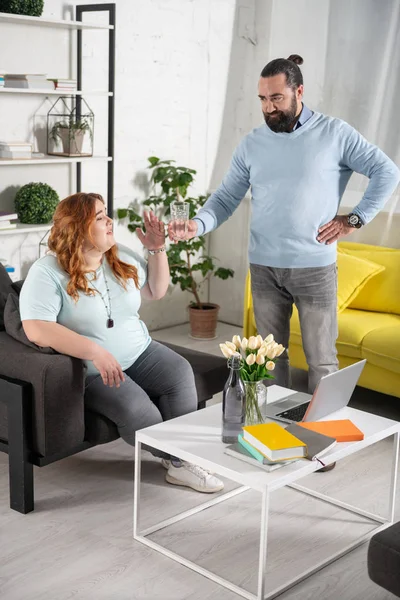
[165,461,224,493]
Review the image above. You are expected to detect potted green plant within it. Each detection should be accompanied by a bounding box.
[0,0,44,16]
[118,157,234,339]
[14,182,59,224]
[49,118,93,156]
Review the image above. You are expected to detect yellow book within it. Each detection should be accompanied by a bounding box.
[242,422,307,462]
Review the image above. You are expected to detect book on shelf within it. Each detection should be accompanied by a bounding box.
[0,150,32,159]
[0,222,17,230]
[0,141,33,158]
[0,141,33,151]
[0,212,18,222]
[297,420,364,442]
[224,438,295,472]
[242,422,307,462]
[0,211,18,230]
[49,78,77,89]
[4,73,54,90]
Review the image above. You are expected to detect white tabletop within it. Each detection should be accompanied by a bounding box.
[137,385,400,493]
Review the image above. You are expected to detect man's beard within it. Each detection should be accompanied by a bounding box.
[263,94,298,133]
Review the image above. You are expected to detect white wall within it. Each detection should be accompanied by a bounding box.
[0,0,237,329]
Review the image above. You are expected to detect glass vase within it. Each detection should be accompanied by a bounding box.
[244,381,267,425]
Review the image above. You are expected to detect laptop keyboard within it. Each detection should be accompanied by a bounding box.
[276,402,309,422]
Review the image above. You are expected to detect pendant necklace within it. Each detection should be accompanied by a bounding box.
[90,264,114,328]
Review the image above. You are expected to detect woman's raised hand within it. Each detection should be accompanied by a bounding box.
[136,210,166,250]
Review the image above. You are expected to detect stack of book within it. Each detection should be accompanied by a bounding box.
[0,212,18,231]
[0,141,33,160]
[0,74,4,88]
[225,421,338,472]
[49,78,77,92]
[4,73,54,90]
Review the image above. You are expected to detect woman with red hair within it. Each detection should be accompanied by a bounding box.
[20,192,223,493]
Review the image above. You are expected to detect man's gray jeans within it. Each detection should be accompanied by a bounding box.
[250,262,339,393]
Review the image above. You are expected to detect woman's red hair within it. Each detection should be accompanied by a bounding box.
[48,192,139,300]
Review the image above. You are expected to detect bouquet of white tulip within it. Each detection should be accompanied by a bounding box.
[219,334,285,424]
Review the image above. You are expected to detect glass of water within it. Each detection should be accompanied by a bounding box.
[170,201,190,239]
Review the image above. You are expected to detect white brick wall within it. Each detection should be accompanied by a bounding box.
[0,0,238,330]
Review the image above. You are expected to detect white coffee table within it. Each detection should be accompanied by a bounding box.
[133,385,399,600]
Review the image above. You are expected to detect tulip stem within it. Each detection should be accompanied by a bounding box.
[244,382,264,425]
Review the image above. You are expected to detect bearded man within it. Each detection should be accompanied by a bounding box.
[169,54,400,395]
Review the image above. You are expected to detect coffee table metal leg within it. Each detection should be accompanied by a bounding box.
[133,440,142,538]
[257,489,270,600]
[388,432,399,522]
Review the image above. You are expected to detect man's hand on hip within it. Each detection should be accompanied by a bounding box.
[168,219,198,242]
[317,216,355,245]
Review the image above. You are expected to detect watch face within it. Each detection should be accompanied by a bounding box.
[349,214,359,226]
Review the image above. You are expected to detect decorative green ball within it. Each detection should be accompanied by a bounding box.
[0,0,44,17]
[14,182,59,224]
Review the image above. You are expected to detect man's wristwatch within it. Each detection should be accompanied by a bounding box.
[347,213,363,229]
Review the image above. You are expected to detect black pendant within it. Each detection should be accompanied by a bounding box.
[107,318,114,329]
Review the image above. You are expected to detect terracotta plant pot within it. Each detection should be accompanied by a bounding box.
[188,303,220,340]
[59,129,85,155]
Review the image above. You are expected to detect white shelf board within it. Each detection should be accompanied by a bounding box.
[0,155,112,166]
[0,12,113,30]
[0,88,113,96]
[0,223,51,236]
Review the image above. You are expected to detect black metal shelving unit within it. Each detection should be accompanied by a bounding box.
[76,3,116,215]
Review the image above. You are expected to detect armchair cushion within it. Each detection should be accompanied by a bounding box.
[4,293,55,354]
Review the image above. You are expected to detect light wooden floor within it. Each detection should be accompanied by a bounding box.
[0,323,397,600]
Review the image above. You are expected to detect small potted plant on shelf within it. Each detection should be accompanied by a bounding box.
[118,157,234,339]
[14,182,59,224]
[0,0,44,17]
[49,118,93,156]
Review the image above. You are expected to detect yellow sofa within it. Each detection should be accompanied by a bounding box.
[243,242,400,398]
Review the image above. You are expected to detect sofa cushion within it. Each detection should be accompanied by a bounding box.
[291,307,400,360]
[339,241,397,254]
[343,249,400,315]
[336,249,385,313]
[361,324,400,374]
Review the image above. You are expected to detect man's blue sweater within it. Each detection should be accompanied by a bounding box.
[194,112,400,268]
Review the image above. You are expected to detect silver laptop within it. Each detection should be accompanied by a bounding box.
[264,360,366,424]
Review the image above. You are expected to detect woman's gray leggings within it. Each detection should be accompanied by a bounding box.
[85,341,198,458]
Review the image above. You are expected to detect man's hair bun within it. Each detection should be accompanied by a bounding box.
[287,54,304,66]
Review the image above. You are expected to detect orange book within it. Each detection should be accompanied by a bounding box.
[297,420,364,442]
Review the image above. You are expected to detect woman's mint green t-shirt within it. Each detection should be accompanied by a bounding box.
[19,244,151,375]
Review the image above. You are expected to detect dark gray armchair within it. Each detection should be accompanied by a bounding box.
[0,265,228,513]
